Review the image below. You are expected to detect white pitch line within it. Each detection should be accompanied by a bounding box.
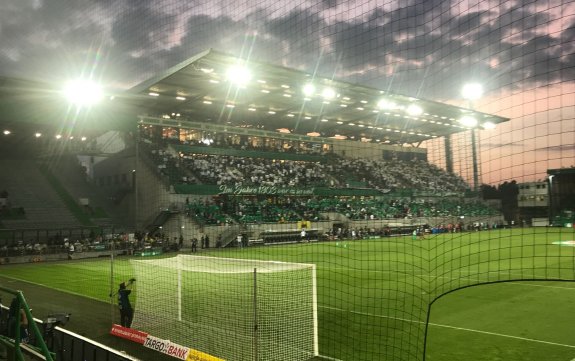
[316,354,344,361]
[320,305,575,349]
[322,267,575,290]
[505,282,575,290]
[427,322,575,349]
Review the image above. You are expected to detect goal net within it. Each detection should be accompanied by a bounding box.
[131,255,318,361]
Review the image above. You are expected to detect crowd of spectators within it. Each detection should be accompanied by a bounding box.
[333,158,467,193]
[185,199,232,225]
[151,130,331,157]
[0,231,184,259]
[144,141,468,194]
[182,154,328,188]
[143,144,193,185]
[183,195,498,226]
[141,135,496,228]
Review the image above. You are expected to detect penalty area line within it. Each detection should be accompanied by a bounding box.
[320,305,575,349]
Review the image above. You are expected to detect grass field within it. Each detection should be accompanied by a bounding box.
[2,227,575,360]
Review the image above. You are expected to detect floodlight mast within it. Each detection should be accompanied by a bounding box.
[462,83,483,192]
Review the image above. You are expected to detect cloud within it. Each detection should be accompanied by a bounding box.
[543,144,575,152]
[320,0,339,9]
[0,0,573,99]
[111,5,178,53]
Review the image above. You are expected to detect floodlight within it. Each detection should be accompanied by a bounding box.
[63,79,103,106]
[406,104,423,116]
[3,130,10,135]
[55,134,62,139]
[482,121,496,130]
[377,99,396,110]
[458,115,478,127]
[35,133,42,138]
[322,87,336,99]
[226,65,252,85]
[303,83,315,96]
[461,83,483,101]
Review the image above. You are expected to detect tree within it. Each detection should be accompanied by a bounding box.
[498,181,519,223]
[480,184,499,199]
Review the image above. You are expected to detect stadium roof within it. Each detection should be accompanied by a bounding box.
[0,76,136,140]
[548,168,575,176]
[129,49,509,145]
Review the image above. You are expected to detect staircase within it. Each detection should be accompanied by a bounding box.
[0,160,80,229]
[41,155,130,229]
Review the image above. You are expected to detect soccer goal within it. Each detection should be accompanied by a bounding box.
[131,255,318,361]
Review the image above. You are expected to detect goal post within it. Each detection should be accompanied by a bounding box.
[131,255,319,361]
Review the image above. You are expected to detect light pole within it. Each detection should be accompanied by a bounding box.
[461,83,483,192]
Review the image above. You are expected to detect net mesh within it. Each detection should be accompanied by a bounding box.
[0,1,575,361]
[131,255,317,361]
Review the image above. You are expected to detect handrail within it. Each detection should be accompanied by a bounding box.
[0,286,54,361]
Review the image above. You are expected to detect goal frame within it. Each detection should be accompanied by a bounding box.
[135,254,319,359]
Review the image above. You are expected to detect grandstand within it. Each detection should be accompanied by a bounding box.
[0,51,512,361]
[1,16,573,361]
[117,50,506,247]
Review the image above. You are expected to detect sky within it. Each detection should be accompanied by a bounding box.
[1,0,574,185]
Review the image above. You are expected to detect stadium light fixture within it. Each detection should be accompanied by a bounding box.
[55,134,62,139]
[226,65,252,86]
[461,83,484,101]
[63,79,104,107]
[303,83,315,96]
[377,99,397,110]
[35,132,42,138]
[482,121,496,130]
[458,115,478,127]
[3,130,10,135]
[406,104,423,116]
[322,87,336,99]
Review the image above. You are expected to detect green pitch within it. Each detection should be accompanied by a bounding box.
[2,227,575,361]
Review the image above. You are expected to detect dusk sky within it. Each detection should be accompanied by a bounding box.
[1,0,574,185]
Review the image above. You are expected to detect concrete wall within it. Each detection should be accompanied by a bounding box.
[331,141,426,161]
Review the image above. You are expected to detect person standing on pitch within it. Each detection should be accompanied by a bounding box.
[118,278,136,328]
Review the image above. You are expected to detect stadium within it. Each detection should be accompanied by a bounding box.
[1,1,575,361]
